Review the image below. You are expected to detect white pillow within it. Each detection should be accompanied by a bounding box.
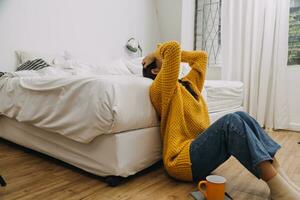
[101,59,132,75]
[123,57,144,75]
[55,58,132,76]
[15,50,68,65]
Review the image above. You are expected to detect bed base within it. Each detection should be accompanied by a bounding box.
[0,138,162,187]
[104,176,125,187]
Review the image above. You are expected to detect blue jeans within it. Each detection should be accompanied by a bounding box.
[189,111,281,182]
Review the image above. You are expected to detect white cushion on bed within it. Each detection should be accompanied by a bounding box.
[123,57,144,75]
[102,59,132,75]
[56,58,132,75]
[15,50,68,65]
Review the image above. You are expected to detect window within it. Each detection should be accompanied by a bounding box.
[194,0,222,67]
[288,0,300,65]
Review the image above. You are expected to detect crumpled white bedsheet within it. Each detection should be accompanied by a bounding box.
[0,66,159,143]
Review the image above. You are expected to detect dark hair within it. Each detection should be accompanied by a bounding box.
[142,61,157,80]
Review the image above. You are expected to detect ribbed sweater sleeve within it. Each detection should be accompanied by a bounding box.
[154,41,181,107]
[181,50,208,92]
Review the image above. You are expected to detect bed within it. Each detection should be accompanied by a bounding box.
[0,62,244,185]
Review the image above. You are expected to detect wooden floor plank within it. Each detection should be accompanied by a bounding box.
[0,130,299,200]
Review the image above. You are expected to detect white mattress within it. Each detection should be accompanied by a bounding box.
[0,116,161,177]
[205,80,244,113]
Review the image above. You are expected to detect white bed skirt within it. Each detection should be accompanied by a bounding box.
[0,116,161,177]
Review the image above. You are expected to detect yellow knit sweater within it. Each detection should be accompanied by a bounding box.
[150,41,210,181]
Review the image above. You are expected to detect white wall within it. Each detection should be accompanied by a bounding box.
[287,67,300,131]
[206,67,221,80]
[181,0,195,50]
[155,0,182,43]
[0,0,160,71]
[155,0,195,50]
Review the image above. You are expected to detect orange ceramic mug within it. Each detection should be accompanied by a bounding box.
[198,175,226,200]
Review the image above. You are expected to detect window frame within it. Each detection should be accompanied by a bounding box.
[288,0,300,67]
[194,0,222,68]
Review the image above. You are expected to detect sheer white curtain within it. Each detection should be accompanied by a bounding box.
[221,0,290,129]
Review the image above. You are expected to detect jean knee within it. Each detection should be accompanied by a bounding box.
[225,113,247,136]
[234,111,248,118]
[224,113,242,123]
[229,113,243,125]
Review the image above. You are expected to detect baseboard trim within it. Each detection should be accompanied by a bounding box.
[289,122,300,132]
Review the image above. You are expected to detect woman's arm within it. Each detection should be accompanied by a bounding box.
[181,50,208,93]
[153,41,181,107]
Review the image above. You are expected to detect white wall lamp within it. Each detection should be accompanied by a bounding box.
[126,38,143,56]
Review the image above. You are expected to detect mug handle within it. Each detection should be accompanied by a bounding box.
[198,180,208,198]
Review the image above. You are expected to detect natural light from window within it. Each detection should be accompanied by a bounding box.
[195,0,222,67]
[288,0,300,66]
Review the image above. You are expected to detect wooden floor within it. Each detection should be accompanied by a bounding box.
[0,130,299,200]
